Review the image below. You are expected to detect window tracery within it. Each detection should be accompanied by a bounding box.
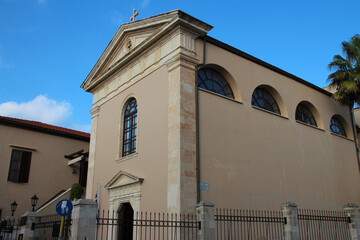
[330,117,347,137]
[295,103,317,127]
[251,87,280,114]
[197,68,234,99]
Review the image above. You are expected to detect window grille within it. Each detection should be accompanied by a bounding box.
[251,87,280,114]
[330,117,347,137]
[122,98,138,157]
[295,103,317,127]
[197,68,234,99]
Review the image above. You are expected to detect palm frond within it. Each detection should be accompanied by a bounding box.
[328,34,360,106]
[340,80,358,92]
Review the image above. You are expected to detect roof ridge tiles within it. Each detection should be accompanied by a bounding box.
[0,115,90,140]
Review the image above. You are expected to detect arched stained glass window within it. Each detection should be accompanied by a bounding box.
[197,68,234,99]
[330,117,347,137]
[122,98,137,157]
[251,87,280,114]
[295,103,317,127]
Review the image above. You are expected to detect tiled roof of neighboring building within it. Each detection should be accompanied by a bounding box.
[0,115,90,141]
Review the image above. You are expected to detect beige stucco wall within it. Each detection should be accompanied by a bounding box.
[91,65,169,213]
[198,40,360,210]
[0,125,89,219]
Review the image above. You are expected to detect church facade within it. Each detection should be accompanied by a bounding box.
[81,10,360,215]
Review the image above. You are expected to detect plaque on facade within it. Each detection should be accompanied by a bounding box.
[200,182,209,191]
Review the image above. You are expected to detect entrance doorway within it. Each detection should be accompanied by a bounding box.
[117,202,134,240]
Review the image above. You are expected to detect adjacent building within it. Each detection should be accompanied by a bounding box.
[0,116,90,218]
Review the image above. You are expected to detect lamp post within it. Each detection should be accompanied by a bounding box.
[31,194,38,212]
[10,201,17,216]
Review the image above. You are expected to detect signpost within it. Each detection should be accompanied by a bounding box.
[56,199,73,240]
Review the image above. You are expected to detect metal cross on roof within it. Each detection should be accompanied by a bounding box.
[130,9,139,22]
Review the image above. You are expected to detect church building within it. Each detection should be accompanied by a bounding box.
[81,10,360,215]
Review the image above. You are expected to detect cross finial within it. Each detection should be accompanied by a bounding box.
[130,9,139,22]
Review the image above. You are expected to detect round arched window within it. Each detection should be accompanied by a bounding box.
[295,103,317,127]
[122,98,137,157]
[330,116,347,137]
[197,68,234,99]
[251,87,280,114]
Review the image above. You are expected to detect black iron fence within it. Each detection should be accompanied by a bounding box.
[96,210,199,240]
[0,206,353,240]
[215,208,285,240]
[0,218,20,240]
[32,214,72,240]
[298,209,351,240]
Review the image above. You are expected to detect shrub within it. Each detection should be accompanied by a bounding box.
[69,183,84,201]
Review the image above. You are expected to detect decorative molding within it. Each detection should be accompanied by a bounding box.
[104,170,143,190]
[165,52,199,72]
[9,145,37,152]
[109,191,141,203]
[199,88,243,105]
[251,105,289,120]
[126,38,132,51]
[107,174,142,240]
[295,120,325,131]
[89,106,100,118]
[331,132,354,142]
[81,10,212,92]
[116,152,138,163]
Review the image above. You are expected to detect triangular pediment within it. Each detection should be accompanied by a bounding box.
[101,25,161,71]
[81,10,213,92]
[92,23,166,81]
[104,171,143,190]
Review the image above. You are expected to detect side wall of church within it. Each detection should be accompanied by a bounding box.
[197,40,360,210]
[91,65,169,213]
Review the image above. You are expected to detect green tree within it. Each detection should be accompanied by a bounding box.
[328,34,360,108]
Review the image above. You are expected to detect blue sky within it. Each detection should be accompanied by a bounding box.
[0,0,359,132]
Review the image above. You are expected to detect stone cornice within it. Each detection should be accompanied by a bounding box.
[165,51,199,72]
[89,106,100,118]
[104,170,144,190]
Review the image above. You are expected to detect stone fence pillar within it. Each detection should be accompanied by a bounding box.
[281,202,300,240]
[19,211,41,240]
[344,203,360,240]
[71,199,97,240]
[196,201,215,240]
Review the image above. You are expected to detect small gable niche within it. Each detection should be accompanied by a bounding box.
[105,171,143,215]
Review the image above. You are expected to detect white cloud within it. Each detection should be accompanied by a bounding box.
[37,0,46,4]
[0,95,72,125]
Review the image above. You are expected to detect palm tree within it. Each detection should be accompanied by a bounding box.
[328,34,360,108]
[328,34,360,168]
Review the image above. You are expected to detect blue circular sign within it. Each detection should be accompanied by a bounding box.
[56,199,73,217]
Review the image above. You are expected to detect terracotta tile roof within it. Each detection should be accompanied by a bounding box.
[0,115,90,140]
